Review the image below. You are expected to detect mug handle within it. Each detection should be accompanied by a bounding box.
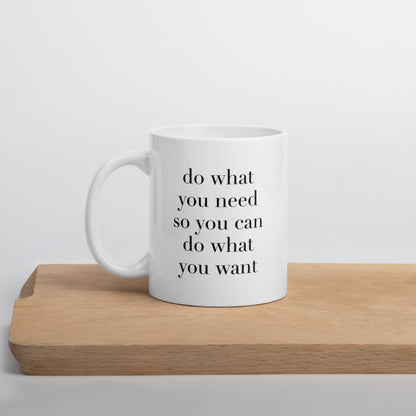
[85,151,150,278]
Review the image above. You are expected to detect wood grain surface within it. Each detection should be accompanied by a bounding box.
[8,264,416,375]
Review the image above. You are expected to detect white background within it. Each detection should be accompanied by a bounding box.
[1,1,415,415]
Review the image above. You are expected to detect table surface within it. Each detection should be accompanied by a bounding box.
[3,264,416,415]
[9,263,416,375]
[2,337,416,416]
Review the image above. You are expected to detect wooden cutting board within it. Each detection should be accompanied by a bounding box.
[8,264,416,375]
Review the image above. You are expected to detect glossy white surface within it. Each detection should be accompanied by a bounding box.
[86,126,287,306]
[86,151,150,277]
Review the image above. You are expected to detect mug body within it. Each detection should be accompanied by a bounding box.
[148,125,287,307]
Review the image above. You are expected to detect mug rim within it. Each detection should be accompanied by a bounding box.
[150,124,286,141]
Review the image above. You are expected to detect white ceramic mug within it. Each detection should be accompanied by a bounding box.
[86,124,287,307]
